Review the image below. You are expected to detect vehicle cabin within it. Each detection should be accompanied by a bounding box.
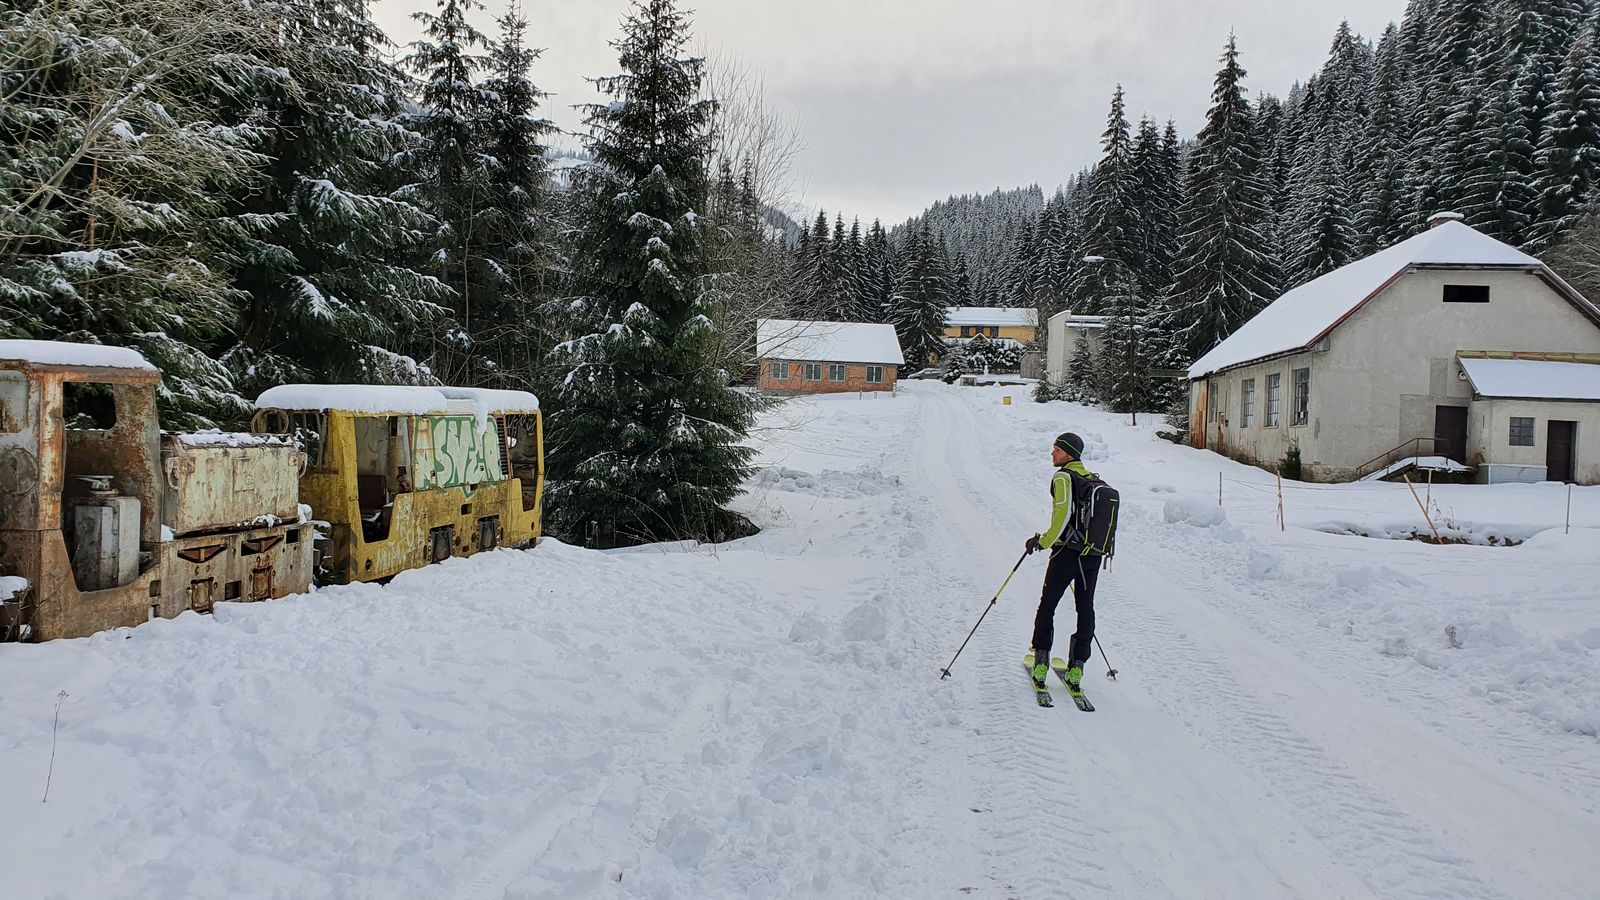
[253,385,543,583]
[1187,216,1600,483]
[1,340,313,642]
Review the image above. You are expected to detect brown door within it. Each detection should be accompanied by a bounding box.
[1547,420,1577,483]
[1434,406,1468,463]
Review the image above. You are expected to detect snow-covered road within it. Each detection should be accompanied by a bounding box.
[3,382,1597,899]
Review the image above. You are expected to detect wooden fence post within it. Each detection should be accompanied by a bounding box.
[1403,475,1442,542]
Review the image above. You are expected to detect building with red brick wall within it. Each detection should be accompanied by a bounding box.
[755,319,905,395]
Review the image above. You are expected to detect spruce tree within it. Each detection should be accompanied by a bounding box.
[1161,36,1277,365]
[1083,257,1149,416]
[224,0,449,405]
[547,0,754,545]
[1081,86,1141,270]
[1534,24,1600,246]
[1065,332,1098,404]
[403,0,500,382]
[889,223,950,368]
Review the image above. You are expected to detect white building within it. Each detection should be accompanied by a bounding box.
[1187,215,1600,484]
[1044,311,1107,385]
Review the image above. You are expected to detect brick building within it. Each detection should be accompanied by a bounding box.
[755,319,905,395]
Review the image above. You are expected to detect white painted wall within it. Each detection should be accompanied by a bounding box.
[1469,397,1600,484]
[1189,268,1600,481]
[1045,311,1105,384]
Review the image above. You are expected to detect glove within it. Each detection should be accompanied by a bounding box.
[1024,534,1042,556]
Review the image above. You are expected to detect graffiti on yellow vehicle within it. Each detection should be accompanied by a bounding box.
[412,416,506,492]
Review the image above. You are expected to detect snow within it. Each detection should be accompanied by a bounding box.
[1458,356,1600,401]
[944,306,1038,328]
[1360,455,1475,481]
[0,339,155,371]
[755,319,905,365]
[3,384,1599,898]
[1189,221,1552,378]
[0,576,26,602]
[174,430,294,449]
[256,385,539,424]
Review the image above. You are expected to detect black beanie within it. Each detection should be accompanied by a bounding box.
[1054,432,1085,458]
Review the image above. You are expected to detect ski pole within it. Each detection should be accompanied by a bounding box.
[1094,635,1118,680]
[940,551,1030,680]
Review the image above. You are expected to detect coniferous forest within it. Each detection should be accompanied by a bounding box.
[5,0,1600,540]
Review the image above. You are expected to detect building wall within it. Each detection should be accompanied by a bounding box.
[757,359,898,395]
[1045,312,1105,384]
[943,324,1036,343]
[1190,268,1600,481]
[1468,397,1600,484]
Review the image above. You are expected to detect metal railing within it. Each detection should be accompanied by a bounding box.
[1353,437,1438,481]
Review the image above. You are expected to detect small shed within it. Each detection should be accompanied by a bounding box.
[1458,353,1600,484]
[755,320,905,394]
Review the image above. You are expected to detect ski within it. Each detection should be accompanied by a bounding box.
[1023,653,1054,707]
[1051,658,1094,712]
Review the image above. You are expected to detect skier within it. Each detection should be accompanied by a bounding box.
[1024,432,1101,689]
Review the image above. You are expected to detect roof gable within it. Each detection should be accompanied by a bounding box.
[756,319,906,365]
[1188,222,1571,378]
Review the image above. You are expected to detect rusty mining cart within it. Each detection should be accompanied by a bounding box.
[0,340,314,641]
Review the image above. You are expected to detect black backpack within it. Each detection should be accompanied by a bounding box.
[1062,469,1120,558]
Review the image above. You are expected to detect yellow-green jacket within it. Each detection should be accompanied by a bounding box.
[1040,460,1095,550]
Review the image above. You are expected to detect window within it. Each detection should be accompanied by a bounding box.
[1291,368,1310,426]
[1207,380,1219,423]
[803,362,822,380]
[1443,284,1490,303]
[63,381,118,429]
[770,360,787,380]
[829,364,846,382]
[866,366,884,384]
[960,326,973,337]
[1509,416,1535,446]
[0,371,26,433]
[1265,373,1282,427]
[1240,378,1255,428]
[986,326,999,337]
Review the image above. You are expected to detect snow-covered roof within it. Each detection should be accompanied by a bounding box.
[0,339,155,371]
[1048,310,1108,330]
[1189,222,1552,379]
[1459,356,1600,402]
[946,307,1037,328]
[756,319,905,365]
[256,384,540,418]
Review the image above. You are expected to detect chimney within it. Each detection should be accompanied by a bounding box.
[1427,211,1465,229]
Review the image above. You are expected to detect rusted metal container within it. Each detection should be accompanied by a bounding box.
[160,432,303,537]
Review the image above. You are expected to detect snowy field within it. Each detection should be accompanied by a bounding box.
[3,381,1598,899]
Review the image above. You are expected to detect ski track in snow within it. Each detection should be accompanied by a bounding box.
[2,382,1598,899]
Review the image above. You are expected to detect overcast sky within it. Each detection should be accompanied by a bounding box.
[372,1,1407,224]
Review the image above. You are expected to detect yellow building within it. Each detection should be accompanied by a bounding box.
[943,307,1039,344]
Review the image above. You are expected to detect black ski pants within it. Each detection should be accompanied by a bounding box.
[1032,549,1101,665]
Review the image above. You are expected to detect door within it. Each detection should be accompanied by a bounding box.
[1547,420,1577,483]
[1434,406,1468,464]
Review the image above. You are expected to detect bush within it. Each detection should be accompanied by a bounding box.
[1279,441,1303,481]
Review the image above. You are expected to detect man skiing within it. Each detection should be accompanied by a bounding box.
[1024,432,1101,689]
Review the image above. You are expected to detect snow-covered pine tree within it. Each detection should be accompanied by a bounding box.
[1358,23,1412,253]
[1064,332,1099,404]
[0,0,295,426]
[547,0,755,545]
[473,2,559,384]
[1080,86,1141,271]
[889,222,950,369]
[222,0,449,406]
[1461,54,1539,245]
[1133,116,1180,299]
[792,210,831,316]
[1533,21,1600,247]
[865,219,896,323]
[1082,257,1149,415]
[1161,35,1278,366]
[844,217,872,320]
[402,0,501,383]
